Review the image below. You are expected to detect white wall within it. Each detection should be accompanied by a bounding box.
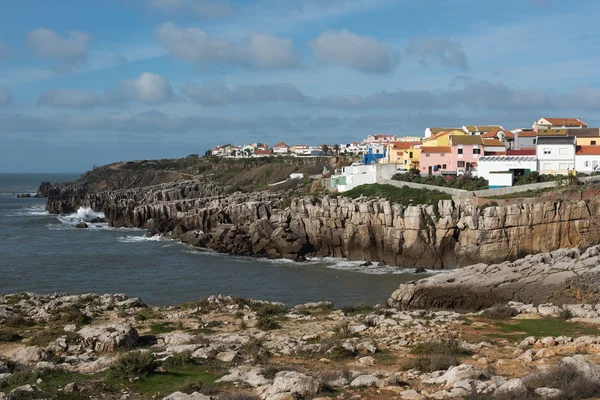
[488,173,513,188]
[477,158,537,182]
[575,155,600,173]
[536,144,575,174]
[335,164,398,192]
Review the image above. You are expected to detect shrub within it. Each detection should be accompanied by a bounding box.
[106,351,159,380]
[51,306,92,326]
[481,305,519,319]
[0,327,22,342]
[523,362,600,400]
[162,351,197,369]
[4,316,35,328]
[134,308,161,322]
[403,354,459,373]
[252,303,289,318]
[559,308,573,320]
[340,303,374,315]
[178,380,218,395]
[333,322,353,339]
[392,173,488,191]
[241,338,270,364]
[255,316,279,331]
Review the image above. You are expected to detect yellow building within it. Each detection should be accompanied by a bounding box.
[421,129,466,147]
[402,145,421,170]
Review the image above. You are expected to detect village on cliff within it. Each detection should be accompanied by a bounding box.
[209,116,600,192]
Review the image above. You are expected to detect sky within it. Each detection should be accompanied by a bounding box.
[1,0,600,172]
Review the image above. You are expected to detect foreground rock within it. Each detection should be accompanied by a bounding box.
[389,245,600,310]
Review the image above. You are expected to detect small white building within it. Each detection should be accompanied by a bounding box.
[536,136,576,174]
[477,155,538,187]
[575,146,600,173]
[364,134,396,143]
[344,142,368,154]
[330,163,398,192]
[533,117,587,130]
[273,142,290,154]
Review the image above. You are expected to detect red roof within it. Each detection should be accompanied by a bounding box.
[484,151,507,156]
[390,141,419,150]
[507,149,536,156]
[421,146,451,154]
[576,146,600,155]
[253,149,272,155]
[543,118,587,128]
[273,142,289,148]
[483,139,505,147]
[517,131,537,137]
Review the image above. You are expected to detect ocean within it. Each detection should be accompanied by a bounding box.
[0,173,433,306]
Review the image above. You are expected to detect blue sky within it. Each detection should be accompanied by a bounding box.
[1,0,600,172]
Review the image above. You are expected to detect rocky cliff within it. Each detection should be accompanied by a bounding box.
[45,177,600,269]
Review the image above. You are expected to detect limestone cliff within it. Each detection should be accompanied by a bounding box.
[45,178,600,269]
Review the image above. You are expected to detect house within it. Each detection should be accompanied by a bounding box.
[420,135,483,176]
[396,136,423,143]
[513,130,537,149]
[482,139,507,155]
[403,145,421,170]
[384,142,415,165]
[536,136,576,174]
[537,128,600,146]
[424,127,461,138]
[533,117,587,130]
[462,125,503,135]
[330,163,397,192]
[273,142,290,154]
[342,142,367,155]
[362,143,386,165]
[421,129,466,147]
[252,148,272,158]
[364,134,396,143]
[481,129,514,148]
[477,155,537,188]
[575,146,600,173]
[292,144,309,155]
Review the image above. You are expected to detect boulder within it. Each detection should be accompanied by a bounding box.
[400,389,424,399]
[494,379,528,398]
[561,355,600,383]
[424,364,483,388]
[75,222,88,229]
[158,332,194,346]
[534,387,563,399]
[163,392,211,400]
[350,375,378,387]
[260,371,321,400]
[11,347,48,365]
[216,350,239,363]
[77,324,138,352]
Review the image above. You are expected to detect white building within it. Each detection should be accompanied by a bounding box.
[273,142,290,154]
[536,136,576,174]
[575,146,600,173]
[477,155,538,187]
[343,142,368,154]
[330,163,398,192]
[364,134,396,143]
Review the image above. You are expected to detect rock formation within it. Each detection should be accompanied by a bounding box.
[44,178,600,268]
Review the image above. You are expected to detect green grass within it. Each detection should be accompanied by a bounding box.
[343,184,451,206]
[487,187,555,200]
[492,318,600,340]
[145,322,176,335]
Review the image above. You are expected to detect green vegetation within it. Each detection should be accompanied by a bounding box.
[106,351,159,380]
[393,170,488,191]
[241,338,270,364]
[343,184,452,206]
[514,171,561,185]
[523,363,600,400]
[410,338,470,356]
[487,187,555,200]
[256,316,280,331]
[403,338,470,373]
[492,318,600,340]
[134,308,162,322]
[145,322,176,335]
[481,305,519,319]
[340,303,375,315]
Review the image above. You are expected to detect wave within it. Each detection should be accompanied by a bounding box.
[76,207,103,222]
[117,234,167,243]
[6,204,49,217]
[50,207,142,232]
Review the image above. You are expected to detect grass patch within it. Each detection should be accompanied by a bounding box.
[343,184,451,206]
[241,338,270,364]
[487,187,555,200]
[28,328,80,347]
[134,308,162,322]
[492,318,600,340]
[0,327,23,342]
[106,351,159,380]
[146,322,175,335]
[340,303,374,316]
[410,338,470,356]
[255,316,280,331]
[402,354,460,373]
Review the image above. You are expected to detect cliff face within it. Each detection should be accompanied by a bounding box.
[45,178,600,268]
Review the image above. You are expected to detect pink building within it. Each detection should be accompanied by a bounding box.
[420,135,483,175]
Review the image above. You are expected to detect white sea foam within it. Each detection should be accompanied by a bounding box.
[76,207,103,222]
[117,234,167,243]
[7,204,49,217]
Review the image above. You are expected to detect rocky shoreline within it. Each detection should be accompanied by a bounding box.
[2,291,600,399]
[43,177,600,268]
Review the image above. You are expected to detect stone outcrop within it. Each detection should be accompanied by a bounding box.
[389,245,600,310]
[45,177,600,268]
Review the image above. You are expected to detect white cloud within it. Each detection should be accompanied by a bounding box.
[155,22,301,69]
[148,0,234,18]
[27,28,92,68]
[0,86,12,105]
[309,29,398,73]
[182,81,310,105]
[405,36,469,70]
[120,72,175,104]
[36,72,175,108]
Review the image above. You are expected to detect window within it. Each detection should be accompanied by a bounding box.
[458,148,463,154]
[473,148,481,155]
[543,148,551,155]
[441,153,445,156]
[458,161,465,167]
[585,161,590,167]
[559,148,567,155]
[425,154,430,157]
[592,141,597,146]
[404,160,407,165]
[533,139,537,144]
[442,164,447,169]
[409,152,413,158]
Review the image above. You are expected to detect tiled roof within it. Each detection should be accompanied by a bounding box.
[421,146,451,153]
[390,141,419,150]
[465,125,503,133]
[542,118,587,127]
[483,139,505,147]
[253,149,272,155]
[576,146,600,155]
[428,127,460,135]
[450,135,484,145]
[537,136,576,145]
[507,149,536,156]
[273,142,289,148]
[517,131,537,137]
[537,129,568,136]
[481,129,515,140]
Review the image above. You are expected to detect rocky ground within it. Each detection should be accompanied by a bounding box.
[2,291,600,399]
